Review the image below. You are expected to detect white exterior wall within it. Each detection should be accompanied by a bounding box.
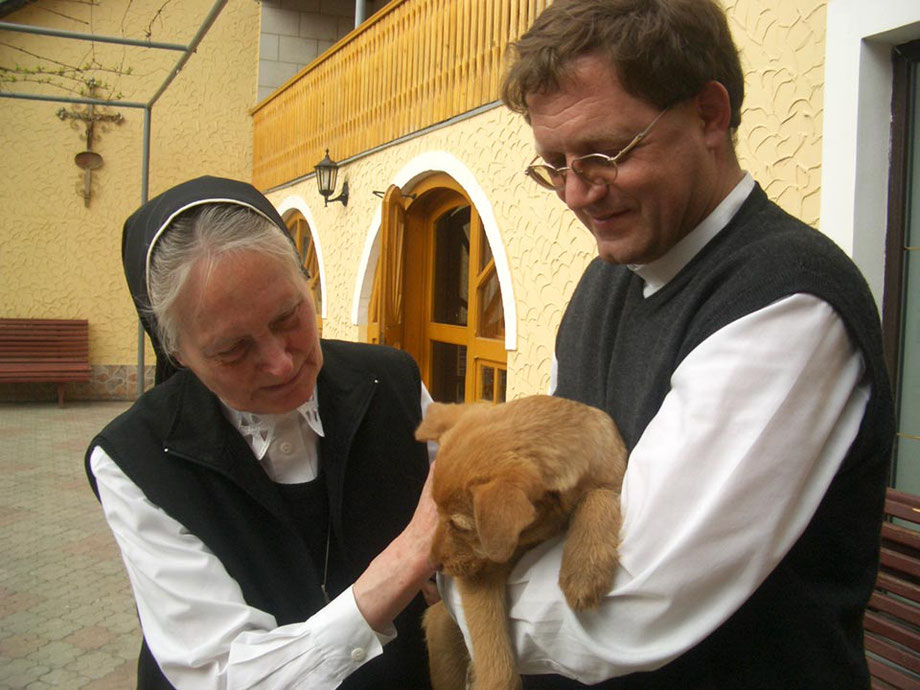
[822,0,920,307]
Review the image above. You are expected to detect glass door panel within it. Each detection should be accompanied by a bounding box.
[433,205,470,326]
[477,272,504,339]
[430,341,467,403]
[477,359,507,403]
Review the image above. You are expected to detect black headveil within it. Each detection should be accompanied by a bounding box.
[121,176,290,384]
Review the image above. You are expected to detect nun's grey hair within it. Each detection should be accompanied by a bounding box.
[146,203,302,359]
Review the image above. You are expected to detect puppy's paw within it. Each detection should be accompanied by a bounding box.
[559,488,621,610]
[558,565,613,611]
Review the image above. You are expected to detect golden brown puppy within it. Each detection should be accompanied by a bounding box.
[416,395,626,690]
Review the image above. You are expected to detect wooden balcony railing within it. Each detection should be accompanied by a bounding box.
[251,0,549,191]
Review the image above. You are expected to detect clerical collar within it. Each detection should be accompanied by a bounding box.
[223,393,325,460]
[628,173,755,297]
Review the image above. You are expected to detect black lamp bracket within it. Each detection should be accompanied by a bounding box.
[324,180,349,207]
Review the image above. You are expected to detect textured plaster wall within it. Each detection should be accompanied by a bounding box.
[0,0,259,370]
[267,1,829,400]
[727,0,826,227]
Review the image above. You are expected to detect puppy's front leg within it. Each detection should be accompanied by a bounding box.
[559,486,621,610]
[424,600,472,690]
[457,570,520,690]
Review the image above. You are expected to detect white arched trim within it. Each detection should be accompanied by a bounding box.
[351,151,517,351]
[275,195,328,319]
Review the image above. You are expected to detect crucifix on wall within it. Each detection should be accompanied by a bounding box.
[56,80,124,207]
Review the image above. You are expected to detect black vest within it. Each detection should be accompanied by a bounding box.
[536,185,893,688]
[87,340,432,689]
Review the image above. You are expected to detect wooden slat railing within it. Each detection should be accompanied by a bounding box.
[252,0,549,191]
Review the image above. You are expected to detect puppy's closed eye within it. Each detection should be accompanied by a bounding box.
[450,514,474,531]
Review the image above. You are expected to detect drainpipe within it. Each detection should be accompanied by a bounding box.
[355,0,366,28]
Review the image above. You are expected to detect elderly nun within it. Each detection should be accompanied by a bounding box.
[86,176,437,689]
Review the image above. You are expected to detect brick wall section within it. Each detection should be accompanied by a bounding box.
[258,0,356,103]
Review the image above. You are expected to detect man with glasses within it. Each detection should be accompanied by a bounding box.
[437,0,894,687]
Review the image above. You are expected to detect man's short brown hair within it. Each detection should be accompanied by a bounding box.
[501,0,744,128]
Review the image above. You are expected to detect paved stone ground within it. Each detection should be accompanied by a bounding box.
[0,401,140,689]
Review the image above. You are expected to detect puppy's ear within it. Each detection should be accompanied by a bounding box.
[415,402,470,441]
[472,480,536,562]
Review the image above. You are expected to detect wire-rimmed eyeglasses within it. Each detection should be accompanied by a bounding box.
[525,108,670,191]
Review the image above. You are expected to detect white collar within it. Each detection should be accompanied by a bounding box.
[223,393,325,460]
[629,173,755,297]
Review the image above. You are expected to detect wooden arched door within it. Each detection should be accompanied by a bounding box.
[369,175,506,403]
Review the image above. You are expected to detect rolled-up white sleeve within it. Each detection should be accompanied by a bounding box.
[90,447,393,690]
[440,293,870,682]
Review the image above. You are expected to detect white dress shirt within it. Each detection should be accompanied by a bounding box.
[90,386,435,689]
[440,173,871,682]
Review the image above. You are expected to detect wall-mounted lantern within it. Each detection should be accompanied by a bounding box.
[314,149,349,207]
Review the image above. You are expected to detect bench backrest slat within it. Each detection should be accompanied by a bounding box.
[0,318,91,406]
[867,655,913,689]
[868,487,920,688]
[0,319,90,363]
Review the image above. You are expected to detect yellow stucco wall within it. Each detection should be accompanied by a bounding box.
[0,0,259,368]
[727,0,826,226]
[267,0,829,400]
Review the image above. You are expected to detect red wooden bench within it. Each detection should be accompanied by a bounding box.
[0,318,92,407]
[866,487,920,688]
